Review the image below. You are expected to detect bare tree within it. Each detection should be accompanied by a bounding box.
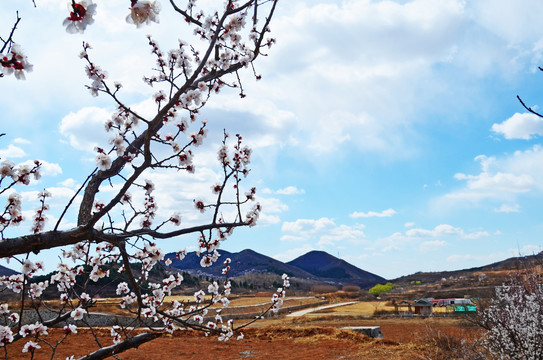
[0,1,289,359]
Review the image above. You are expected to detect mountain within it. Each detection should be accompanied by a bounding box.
[165,249,385,289]
[0,264,18,276]
[391,251,543,285]
[165,249,316,279]
[385,251,543,300]
[287,250,386,288]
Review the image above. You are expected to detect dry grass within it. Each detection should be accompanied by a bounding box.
[316,301,389,315]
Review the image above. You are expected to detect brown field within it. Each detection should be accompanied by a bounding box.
[5,300,483,359]
[5,317,480,360]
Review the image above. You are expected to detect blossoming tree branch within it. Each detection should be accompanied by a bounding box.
[0,0,289,358]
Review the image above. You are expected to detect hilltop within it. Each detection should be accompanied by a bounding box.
[165,249,385,289]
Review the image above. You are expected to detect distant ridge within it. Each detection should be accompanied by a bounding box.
[287,250,386,288]
[165,249,316,279]
[0,264,18,277]
[165,249,385,289]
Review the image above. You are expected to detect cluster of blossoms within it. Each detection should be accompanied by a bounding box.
[271,274,290,313]
[1,193,24,233]
[50,263,79,293]
[245,203,261,227]
[134,242,165,276]
[30,190,51,234]
[0,325,14,347]
[481,272,543,359]
[21,259,44,276]
[85,62,107,97]
[178,149,194,172]
[62,0,97,34]
[0,160,41,186]
[1,274,24,293]
[140,180,157,228]
[0,304,21,345]
[0,44,33,80]
[0,160,43,238]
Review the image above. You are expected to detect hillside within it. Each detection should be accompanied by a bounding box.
[165,249,316,279]
[165,249,385,289]
[386,251,543,299]
[287,250,386,288]
[0,264,18,276]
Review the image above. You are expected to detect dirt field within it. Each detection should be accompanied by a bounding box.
[4,299,481,359]
[4,316,479,360]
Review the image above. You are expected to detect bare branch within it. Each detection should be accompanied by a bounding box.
[76,332,162,360]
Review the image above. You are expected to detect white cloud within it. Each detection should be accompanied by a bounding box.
[0,144,26,159]
[281,217,366,247]
[275,186,305,195]
[350,208,397,218]
[463,231,490,240]
[257,213,281,226]
[406,224,463,238]
[494,204,520,213]
[318,224,366,247]
[380,224,490,253]
[258,197,288,213]
[58,178,78,188]
[282,217,336,236]
[404,222,415,227]
[492,112,543,140]
[273,244,316,263]
[246,0,472,159]
[442,146,543,207]
[59,107,112,153]
[419,240,446,252]
[280,235,307,243]
[13,138,31,145]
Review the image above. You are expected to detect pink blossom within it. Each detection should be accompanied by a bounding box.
[194,199,205,213]
[0,326,13,346]
[70,307,86,321]
[126,1,161,27]
[95,153,112,171]
[63,324,77,334]
[22,340,40,353]
[170,212,181,226]
[63,1,97,34]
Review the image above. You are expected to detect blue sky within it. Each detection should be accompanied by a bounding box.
[1,0,543,279]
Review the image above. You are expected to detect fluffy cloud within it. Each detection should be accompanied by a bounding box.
[20,160,62,178]
[281,217,366,246]
[273,244,316,263]
[492,112,543,140]
[59,107,112,153]
[494,204,520,213]
[275,186,305,195]
[443,146,543,206]
[240,0,471,158]
[0,144,26,159]
[380,224,489,253]
[406,224,464,238]
[282,217,336,236]
[350,208,397,218]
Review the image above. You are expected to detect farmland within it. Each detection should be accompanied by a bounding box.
[3,294,484,359]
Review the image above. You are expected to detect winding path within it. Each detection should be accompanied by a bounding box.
[287,301,359,317]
